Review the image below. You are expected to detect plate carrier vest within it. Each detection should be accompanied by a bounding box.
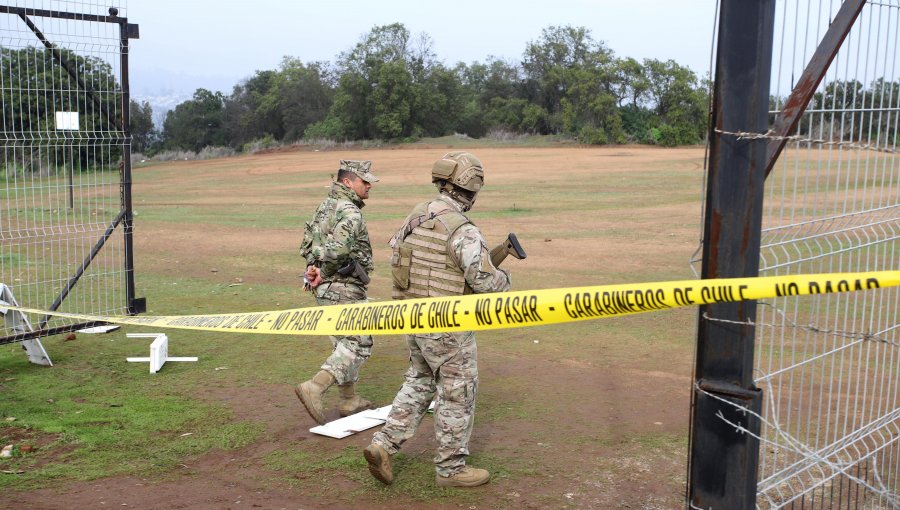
[391,198,472,299]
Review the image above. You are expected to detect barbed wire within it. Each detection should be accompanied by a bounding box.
[700,301,898,348]
[714,128,899,155]
[695,381,900,509]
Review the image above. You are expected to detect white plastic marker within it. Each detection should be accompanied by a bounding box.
[125,333,198,373]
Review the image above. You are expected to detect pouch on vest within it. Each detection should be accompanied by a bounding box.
[299,221,315,258]
[391,245,412,290]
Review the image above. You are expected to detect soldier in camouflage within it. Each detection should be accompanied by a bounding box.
[295,160,379,425]
[364,152,510,488]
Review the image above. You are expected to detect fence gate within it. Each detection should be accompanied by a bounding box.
[0,1,143,353]
[689,0,900,509]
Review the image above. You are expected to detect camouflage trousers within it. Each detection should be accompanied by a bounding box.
[313,281,373,385]
[371,330,478,477]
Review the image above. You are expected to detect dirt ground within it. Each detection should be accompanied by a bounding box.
[6,144,706,509]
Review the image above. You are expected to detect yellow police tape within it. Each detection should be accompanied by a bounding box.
[4,271,899,336]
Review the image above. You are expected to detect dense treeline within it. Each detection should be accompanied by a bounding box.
[154,23,712,153]
[5,22,900,173]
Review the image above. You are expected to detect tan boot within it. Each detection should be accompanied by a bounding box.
[436,466,491,487]
[294,370,335,425]
[338,383,374,417]
[363,443,393,485]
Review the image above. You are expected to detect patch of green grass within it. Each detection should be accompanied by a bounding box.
[477,375,550,423]
[469,206,537,219]
[137,205,301,228]
[0,252,24,265]
[0,349,263,490]
[625,431,687,450]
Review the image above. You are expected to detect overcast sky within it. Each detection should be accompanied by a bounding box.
[125,0,719,104]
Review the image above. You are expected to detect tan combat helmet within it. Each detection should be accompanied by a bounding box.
[431,151,484,210]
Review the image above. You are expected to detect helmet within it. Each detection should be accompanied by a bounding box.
[431,151,484,210]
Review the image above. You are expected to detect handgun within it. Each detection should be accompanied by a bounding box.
[337,260,371,285]
[490,233,527,267]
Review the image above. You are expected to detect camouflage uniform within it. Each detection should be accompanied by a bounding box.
[300,166,375,385]
[372,193,510,477]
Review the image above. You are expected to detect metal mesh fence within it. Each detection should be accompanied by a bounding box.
[754,0,900,507]
[0,0,134,342]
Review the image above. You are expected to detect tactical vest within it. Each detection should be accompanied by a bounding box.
[391,199,471,299]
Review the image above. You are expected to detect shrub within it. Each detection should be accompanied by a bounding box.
[485,129,527,142]
[197,146,236,159]
[655,124,680,147]
[577,125,609,145]
[303,117,343,141]
[241,135,278,154]
[293,138,337,150]
[148,146,235,162]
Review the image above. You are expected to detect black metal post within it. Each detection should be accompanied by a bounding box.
[118,12,141,315]
[687,1,775,509]
[1,321,111,345]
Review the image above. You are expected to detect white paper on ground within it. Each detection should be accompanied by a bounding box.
[310,401,435,439]
[310,405,392,439]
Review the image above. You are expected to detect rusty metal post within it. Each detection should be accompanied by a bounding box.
[687,0,775,508]
[117,10,143,315]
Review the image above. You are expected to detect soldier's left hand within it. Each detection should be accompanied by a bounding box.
[305,265,324,289]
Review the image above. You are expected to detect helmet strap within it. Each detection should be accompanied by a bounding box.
[439,184,476,212]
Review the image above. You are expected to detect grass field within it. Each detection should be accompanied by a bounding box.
[1,143,707,509]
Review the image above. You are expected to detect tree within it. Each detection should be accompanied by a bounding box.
[322,23,416,140]
[454,58,528,137]
[409,63,464,138]
[315,23,463,141]
[811,80,869,141]
[161,88,226,151]
[222,59,335,148]
[613,57,651,108]
[222,70,281,148]
[643,59,707,146]
[129,100,157,154]
[369,60,413,138]
[276,58,334,141]
[869,78,900,142]
[521,25,623,142]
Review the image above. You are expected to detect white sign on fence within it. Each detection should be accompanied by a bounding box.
[126,333,197,373]
[54,111,79,130]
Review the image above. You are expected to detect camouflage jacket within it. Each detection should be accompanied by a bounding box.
[299,182,374,283]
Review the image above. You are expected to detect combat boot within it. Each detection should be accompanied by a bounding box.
[337,383,374,416]
[363,443,393,485]
[294,370,335,425]
[436,466,491,487]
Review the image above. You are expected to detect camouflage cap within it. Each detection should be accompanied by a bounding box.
[339,160,379,182]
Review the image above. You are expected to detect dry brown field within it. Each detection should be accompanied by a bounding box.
[6,144,707,509]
